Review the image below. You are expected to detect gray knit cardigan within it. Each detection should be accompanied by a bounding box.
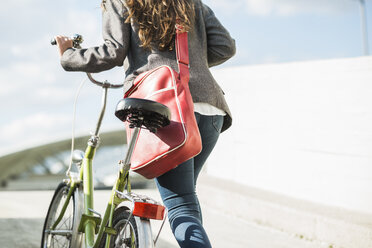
[61,0,236,132]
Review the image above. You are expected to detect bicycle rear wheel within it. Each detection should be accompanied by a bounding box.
[41,182,83,248]
[110,208,139,248]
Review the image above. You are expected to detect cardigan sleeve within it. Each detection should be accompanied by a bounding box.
[202,3,236,67]
[60,0,130,73]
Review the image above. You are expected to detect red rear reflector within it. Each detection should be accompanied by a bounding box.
[132,202,165,220]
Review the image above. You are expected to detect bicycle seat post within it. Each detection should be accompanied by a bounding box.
[122,125,141,168]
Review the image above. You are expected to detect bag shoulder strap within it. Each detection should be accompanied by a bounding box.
[175,25,190,83]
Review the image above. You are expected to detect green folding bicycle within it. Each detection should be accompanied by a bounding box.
[42,35,171,248]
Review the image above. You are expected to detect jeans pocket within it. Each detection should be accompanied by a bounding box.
[212,115,223,133]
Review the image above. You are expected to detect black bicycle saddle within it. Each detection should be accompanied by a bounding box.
[115,98,171,133]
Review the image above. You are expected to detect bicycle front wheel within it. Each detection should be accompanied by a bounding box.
[41,182,83,248]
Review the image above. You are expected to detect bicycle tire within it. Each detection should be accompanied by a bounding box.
[41,182,83,248]
[99,208,139,248]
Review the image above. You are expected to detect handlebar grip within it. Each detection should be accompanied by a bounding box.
[50,34,83,48]
[50,38,57,45]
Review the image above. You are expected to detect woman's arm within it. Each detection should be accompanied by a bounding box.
[202,3,236,67]
[59,0,130,73]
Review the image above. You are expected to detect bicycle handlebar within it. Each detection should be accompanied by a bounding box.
[51,34,124,89]
[86,73,123,89]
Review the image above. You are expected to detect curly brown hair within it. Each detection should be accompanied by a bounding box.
[104,0,195,51]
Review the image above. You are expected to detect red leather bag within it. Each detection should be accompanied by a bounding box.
[123,29,202,179]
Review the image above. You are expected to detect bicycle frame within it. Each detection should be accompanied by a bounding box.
[48,81,139,248]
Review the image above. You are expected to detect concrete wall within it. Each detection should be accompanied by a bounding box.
[206,56,372,214]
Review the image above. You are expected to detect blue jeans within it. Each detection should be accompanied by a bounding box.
[155,113,224,248]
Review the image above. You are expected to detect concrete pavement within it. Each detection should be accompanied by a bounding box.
[1,174,372,247]
[0,190,321,248]
[197,175,372,248]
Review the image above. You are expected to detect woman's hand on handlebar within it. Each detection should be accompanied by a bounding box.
[54,35,73,57]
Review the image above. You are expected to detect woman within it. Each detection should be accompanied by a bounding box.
[55,0,235,247]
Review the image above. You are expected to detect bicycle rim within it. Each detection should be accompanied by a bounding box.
[41,182,82,248]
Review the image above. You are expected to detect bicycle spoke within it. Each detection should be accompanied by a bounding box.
[59,216,72,229]
[113,217,138,248]
[53,235,63,248]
